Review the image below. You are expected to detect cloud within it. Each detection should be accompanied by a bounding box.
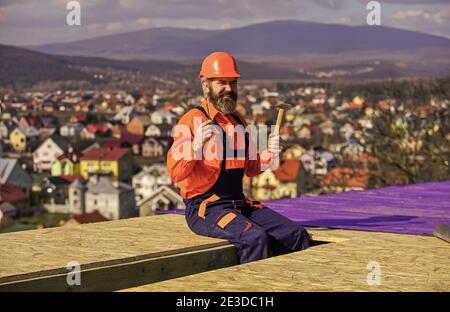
[0,0,449,45]
[388,7,450,38]
[315,0,346,10]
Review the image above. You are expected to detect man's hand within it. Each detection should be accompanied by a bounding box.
[193,119,214,154]
[268,133,281,156]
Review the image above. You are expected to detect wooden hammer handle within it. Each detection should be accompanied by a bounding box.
[274,109,285,135]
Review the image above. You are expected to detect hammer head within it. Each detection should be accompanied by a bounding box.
[275,102,293,110]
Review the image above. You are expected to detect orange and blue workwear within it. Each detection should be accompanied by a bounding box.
[167,100,310,263]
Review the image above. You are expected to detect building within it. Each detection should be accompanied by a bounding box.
[150,111,175,125]
[0,158,33,193]
[51,147,81,177]
[33,136,70,173]
[141,138,167,159]
[68,178,86,214]
[9,126,40,152]
[60,123,84,138]
[64,210,110,226]
[126,115,151,136]
[0,183,29,217]
[113,106,137,125]
[132,165,172,202]
[80,147,133,181]
[85,175,136,220]
[40,176,72,213]
[138,185,184,216]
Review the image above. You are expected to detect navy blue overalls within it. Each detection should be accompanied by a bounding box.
[184,106,311,263]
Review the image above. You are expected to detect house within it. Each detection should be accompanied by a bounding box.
[150,111,175,125]
[144,124,173,137]
[0,183,29,217]
[279,125,296,141]
[60,123,84,137]
[80,124,111,140]
[283,144,305,160]
[0,158,33,193]
[85,175,136,220]
[119,134,144,155]
[68,114,87,124]
[273,159,302,199]
[320,168,370,193]
[126,115,152,136]
[9,126,40,152]
[0,202,17,219]
[340,140,365,157]
[33,136,70,173]
[296,126,311,140]
[64,210,110,226]
[40,176,71,213]
[51,147,81,177]
[113,106,137,125]
[138,185,184,216]
[141,138,168,159]
[0,120,14,142]
[250,103,264,116]
[340,123,355,140]
[251,171,279,201]
[319,120,335,136]
[80,147,133,181]
[67,178,86,214]
[132,165,172,202]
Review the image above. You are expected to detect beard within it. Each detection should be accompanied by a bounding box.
[207,88,238,115]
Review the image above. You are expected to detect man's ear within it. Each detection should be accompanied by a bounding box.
[201,79,210,96]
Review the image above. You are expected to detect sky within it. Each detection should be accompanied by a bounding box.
[0,0,449,46]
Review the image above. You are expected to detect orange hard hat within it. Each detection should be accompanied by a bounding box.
[199,51,240,79]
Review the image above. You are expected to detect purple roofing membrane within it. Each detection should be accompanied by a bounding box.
[160,180,450,236]
[263,180,450,236]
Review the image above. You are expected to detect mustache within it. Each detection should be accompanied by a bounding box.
[218,90,237,101]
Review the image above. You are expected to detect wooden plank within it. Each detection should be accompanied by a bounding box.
[0,215,232,285]
[0,245,238,292]
[123,229,450,292]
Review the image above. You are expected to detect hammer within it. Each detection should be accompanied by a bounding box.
[273,102,293,136]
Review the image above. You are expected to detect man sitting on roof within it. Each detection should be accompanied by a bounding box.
[167,52,310,263]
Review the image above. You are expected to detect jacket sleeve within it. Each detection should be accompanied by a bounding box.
[166,113,197,182]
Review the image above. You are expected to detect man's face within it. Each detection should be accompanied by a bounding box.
[204,78,238,115]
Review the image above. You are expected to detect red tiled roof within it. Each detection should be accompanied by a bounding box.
[81,147,129,161]
[320,168,370,189]
[74,114,86,122]
[101,140,121,149]
[86,124,109,134]
[70,210,109,224]
[0,183,27,203]
[120,133,144,144]
[274,159,301,182]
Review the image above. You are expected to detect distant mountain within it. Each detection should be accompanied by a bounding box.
[28,20,450,61]
[0,44,308,88]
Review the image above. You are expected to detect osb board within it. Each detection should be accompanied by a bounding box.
[123,229,450,292]
[0,215,230,283]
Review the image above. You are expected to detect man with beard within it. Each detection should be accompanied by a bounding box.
[167,52,310,264]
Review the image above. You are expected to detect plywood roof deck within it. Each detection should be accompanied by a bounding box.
[123,227,450,292]
[0,215,237,291]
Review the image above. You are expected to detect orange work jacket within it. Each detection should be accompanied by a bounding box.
[167,100,272,199]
